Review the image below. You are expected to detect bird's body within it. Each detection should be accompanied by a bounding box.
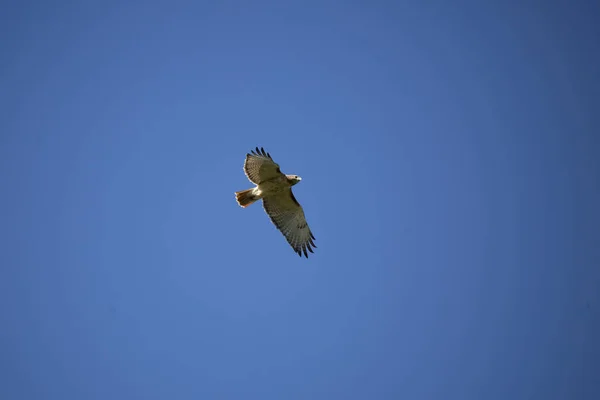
[235,147,316,258]
[254,175,294,197]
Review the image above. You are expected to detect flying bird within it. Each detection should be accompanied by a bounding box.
[235,147,316,258]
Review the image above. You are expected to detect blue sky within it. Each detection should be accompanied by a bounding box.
[1,1,599,399]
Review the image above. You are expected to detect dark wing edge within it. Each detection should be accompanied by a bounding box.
[263,190,317,258]
[249,146,273,160]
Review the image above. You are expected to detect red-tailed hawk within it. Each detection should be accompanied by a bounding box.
[235,147,317,258]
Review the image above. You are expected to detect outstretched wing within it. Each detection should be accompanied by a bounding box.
[263,190,317,258]
[244,147,283,184]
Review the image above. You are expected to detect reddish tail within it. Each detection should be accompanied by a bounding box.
[235,188,259,208]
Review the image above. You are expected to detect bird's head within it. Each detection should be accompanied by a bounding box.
[286,175,302,186]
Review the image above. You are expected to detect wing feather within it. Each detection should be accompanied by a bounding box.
[244,147,283,184]
[263,190,317,258]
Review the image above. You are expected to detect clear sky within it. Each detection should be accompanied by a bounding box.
[1,1,599,399]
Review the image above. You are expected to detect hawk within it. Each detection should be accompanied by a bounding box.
[235,147,317,258]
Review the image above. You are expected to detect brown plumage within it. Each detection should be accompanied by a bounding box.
[234,147,316,258]
[235,188,258,208]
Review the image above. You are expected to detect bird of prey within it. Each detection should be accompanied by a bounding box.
[235,147,316,258]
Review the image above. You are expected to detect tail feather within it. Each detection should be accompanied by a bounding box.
[235,188,259,208]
